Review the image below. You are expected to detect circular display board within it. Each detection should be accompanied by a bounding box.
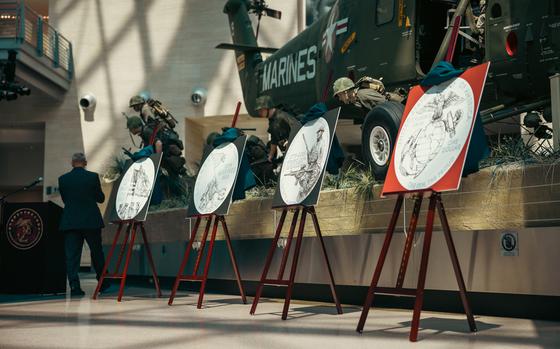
[280,117,330,205]
[193,142,239,214]
[116,157,156,220]
[394,77,475,190]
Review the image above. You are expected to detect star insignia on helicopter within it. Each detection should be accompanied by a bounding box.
[322,17,348,62]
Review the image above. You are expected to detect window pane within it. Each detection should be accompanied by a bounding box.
[377,0,395,25]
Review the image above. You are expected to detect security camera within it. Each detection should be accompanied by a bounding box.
[79,93,96,110]
[191,87,207,106]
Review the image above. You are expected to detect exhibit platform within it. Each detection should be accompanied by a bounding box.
[0,274,558,349]
[98,163,560,320]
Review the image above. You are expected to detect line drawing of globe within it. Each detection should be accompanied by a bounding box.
[193,142,239,214]
[280,117,330,205]
[116,157,156,220]
[394,77,474,191]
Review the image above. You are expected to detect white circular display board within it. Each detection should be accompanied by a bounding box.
[116,158,156,220]
[280,117,330,205]
[193,142,239,214]
[394,77,475,190]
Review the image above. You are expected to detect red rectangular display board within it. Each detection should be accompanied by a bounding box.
[382,62,490,196]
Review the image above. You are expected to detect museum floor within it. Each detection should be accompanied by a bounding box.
[0,274,558,349]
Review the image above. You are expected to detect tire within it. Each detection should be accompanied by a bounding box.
[361,101,404,180]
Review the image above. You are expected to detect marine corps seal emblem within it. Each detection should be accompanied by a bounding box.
[5,208,43,250]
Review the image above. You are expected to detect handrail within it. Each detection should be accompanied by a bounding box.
[0,0,73,79]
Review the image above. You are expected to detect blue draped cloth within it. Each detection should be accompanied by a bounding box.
[213,128,256,201]
[421,61,490,176]
[301,103,345,175]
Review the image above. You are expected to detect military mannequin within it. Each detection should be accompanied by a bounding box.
[126,116,162,153]
[255,95,301,162]
[129,95,155,123]
[332,77,386,121]
[126,116,186,177]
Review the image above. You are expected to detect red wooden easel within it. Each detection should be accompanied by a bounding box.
[167,101,246,308]
[168,214,246,308]
[356,191,477,341]
[250,205,343,319]
[93,220,161,301]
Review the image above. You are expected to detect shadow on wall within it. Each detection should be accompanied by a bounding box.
[56,0,240,166]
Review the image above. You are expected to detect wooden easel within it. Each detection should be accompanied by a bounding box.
[356,192,477,341]
[250,205,343,319]
[167,101,247,308]
[168,214,246,308]
[93,220,161,301]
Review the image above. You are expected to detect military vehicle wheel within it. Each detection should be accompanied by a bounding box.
[361,101,404,180]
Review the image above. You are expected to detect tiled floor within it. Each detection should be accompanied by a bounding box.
[0,275,558,349]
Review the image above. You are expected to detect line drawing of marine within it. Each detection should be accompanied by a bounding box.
[198,177,228,211]
[117,163,153,220]
[285,127,325,202]
[117,202,129,218]
[197,152,230,212]
[128,165,152,198]
[399,89,465,179]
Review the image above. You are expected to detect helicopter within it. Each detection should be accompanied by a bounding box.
[218,0,560,179]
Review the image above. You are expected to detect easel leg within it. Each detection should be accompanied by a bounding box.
[193,217,213,275]
[139,223,161,298]
[409,195,437,342]
[396,196,423,288]
[113,224,132,275]
[93,222,124,300]
[250,209,288,315]
[282,209,307,320]
[168,217,202,306]
[117,222,138,302]
[277,209,300,280]
[220,216,247,304]
[309,207,342,315]
[357,195,404,333]
[436,197,477,332]
[197,217,219,309]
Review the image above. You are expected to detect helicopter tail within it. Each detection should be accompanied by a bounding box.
[223,0,264,115]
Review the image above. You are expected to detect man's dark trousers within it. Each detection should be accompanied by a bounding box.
[64,229,105,289]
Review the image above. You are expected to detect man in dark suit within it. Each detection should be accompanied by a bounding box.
[59,153,108,296]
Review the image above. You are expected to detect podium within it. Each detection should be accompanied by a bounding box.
[0,201,65,294]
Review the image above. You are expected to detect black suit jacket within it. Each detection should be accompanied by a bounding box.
[58,167,105,231]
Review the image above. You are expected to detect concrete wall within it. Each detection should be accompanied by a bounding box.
[1,0,303,202]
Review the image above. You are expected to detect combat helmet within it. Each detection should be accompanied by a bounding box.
[332,77,355,97]
[126,116,143,130]
[255,95,274,110]
[129,95,145,107]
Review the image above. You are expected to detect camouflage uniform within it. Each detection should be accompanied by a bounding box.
[355,88,386,111]
[127,116,186,176]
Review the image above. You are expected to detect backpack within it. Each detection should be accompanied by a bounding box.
[355,76,386,94]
